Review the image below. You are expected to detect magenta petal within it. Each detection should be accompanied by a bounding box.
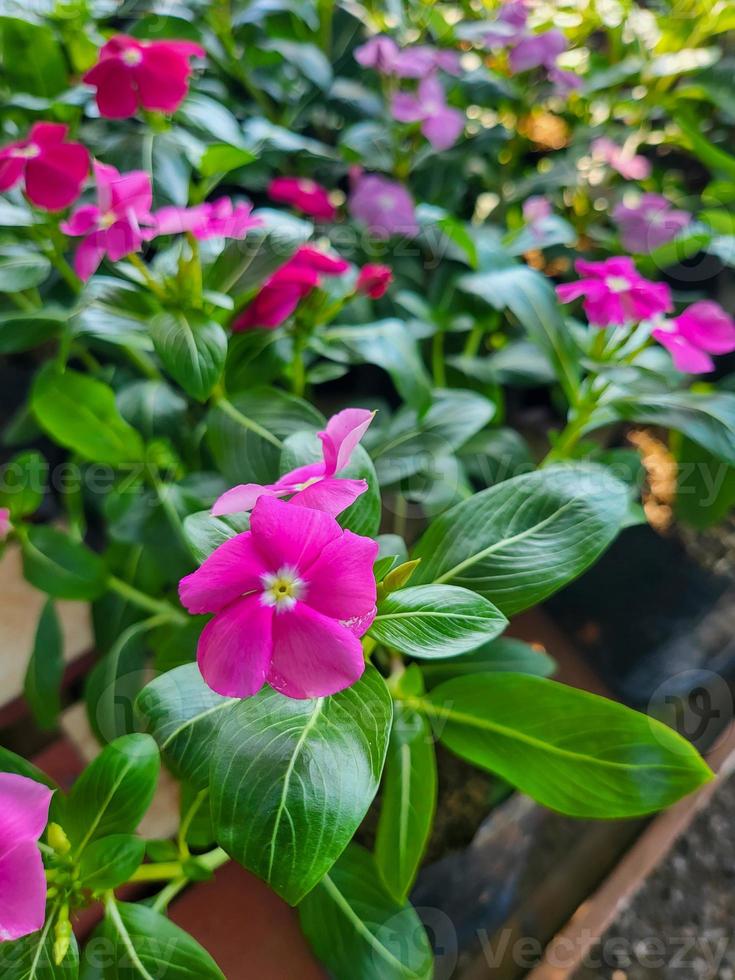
[0,157,24,193]
[291,477,368,517]
[179,532,268,614]
[391,91,424,124]
[319,408,374,475]
[104,220,142,261]
[87,59,139,118]
[652,327,714,374]
[61,205,101,236]
[73,232,107,281]
[0,841,47,942]
[197,596,273,698]
[108,170,152,218]
[24,143,89,211]
[212,484,284,517]
[268,604,365,699]
[304,529,378,622]
[135,56,190,114]
[421,107,464,151]
[249,496,341,573]
[0,773,52,850]
[676,301,735,355]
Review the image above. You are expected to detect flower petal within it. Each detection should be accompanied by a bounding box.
[652,327,714,374]
[303,529,378,621]
[179,532,268,614]
[73,232,107,281]
[268,603,365,699]
[0,841,47,942]
[212,483,285,517]
[0,774,52,853]
[85,58,139,118]
[24,142,89,211]
[249,496,341,573]
[319,408,375,475]
[197,596,273,698]
[291,477,368,517]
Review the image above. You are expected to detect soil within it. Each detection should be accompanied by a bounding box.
[573,771,735,980]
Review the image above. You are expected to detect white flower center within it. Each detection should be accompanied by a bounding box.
[293,476,321,492]
[298,178,316,193]
[605,276,630,293]
[378,193,394,209]
[98,211,117,229]
[260,565,305,612]
[122,47,143,66]
[12,143,40,159]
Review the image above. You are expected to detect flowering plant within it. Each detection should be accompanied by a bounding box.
[0,0,733,976]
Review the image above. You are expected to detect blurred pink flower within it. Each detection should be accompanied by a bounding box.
[0,123,89,211]
[613,193,691,254]
[62,162,154,280]
[652,301,735,374]
[149,197,260,240]
[482,0,528,46]
[0,773,53,942]
[267,177,337,221]
[556,257,672,327]
[84,35,205,118]
[522,196,552,224]
[179,496,378,699]
[349,174,418,239]
[508,29,567,72]
[0,508,10,541]
[592,138,651,181]
[355,36,460,78]
[357,263,392,298]
[232,245,349,331]
[391,76,464,151]
[548,66,582,94]
[214,408,374,518]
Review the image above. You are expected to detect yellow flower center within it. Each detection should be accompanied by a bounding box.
[260,566,305,612]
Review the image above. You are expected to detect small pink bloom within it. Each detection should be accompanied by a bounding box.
[523,195,552,224]
[483,0,528,46]
[0,508,10,541]
[61,162,154,280]
[179,496,379,699]
[232,245,349,331]
[591,138,651,181]
[355,36,400,73]
[548,66,582,94]
[509,29,567,73]
[149,197,260,241]
[653,301,735,374]
[613,193,691,254]
[0,773,53,942]
[214,408,374,519]
[556,257,672,327]
[267,177,337,222]
[356,264,392,299]
[355,37,460,78]
[0,123,89,211]
[391,76,464,151]
[84,34,205,118]
[349,174,418,239]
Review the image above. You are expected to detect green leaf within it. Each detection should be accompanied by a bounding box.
[299,844,434,980]
[0,17,68,97]
[24,599,64,730]
[0,923,78,979]
[371,584,507,659]
[0,311,66,354]
[675,435,735,529]
[92,901,224,979]
[0,746,57,788]
[675,109,735,179]
[150,311,227,402]
[32,366,145,466]
[21,525,107,601]
[85,621,150,744]
[375,704,437,902]
[0,246,51,290]
[414,674,713,818]
[78,834,145,891]
[199,143,256,177]
[0,449,47,519]
[210,666,393,904]
[117,380,187,441]
[411,465,628,616]
[420,636,556,688]
[64,734,160,853]
[136,663,236,790]
[182,510,250,563]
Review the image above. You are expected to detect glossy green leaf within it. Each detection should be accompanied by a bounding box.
[371,584,507,659]
[0,246,50,290]
[78,835,145,891]
[420,636,556,688]
[411,465,628,615]
[150,311,227,402]
[675,435,735,529]
[117,380,187,441]
[0,311,66,354]
[182,510,250,563]
[0,450,47,519]
[210,666,393,904]
[21,525,107,601]
[0,17,68,96]
[299,844,433,980]
[199,143,256,177]
[414,674,713,817]
[0,925,78,979]
[24,599,63,730]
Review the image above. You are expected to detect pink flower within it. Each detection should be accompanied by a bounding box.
[355,37,460,78]
[84,35,205,118]
[356,264,392,298]
[0,773,53,942]
[591,138,651,181]
[232,245,349,331]
[61,162,154,281]
[0,123,89,211]
[556,257,672,327]
[0,508,10,541]
[149,197,260,241]
[548,66,582,94]
[267,177,337,222]
[214,408,374,518]
[508,29,567,73]
[483,0,528,46]
[652,301,735,374]
[612,193,691,254]
[349,174,418,239]
[391,76,464,151]
[355,36,400,73]
[523,195,552,224]
[179,496,379,699]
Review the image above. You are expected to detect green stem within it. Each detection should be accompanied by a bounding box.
[152,474,199,563]
[130,861,183,883]
[317,0,333,53]
[463,324,484,358]
[211,392,283,448]
[431,331,446,388]
[47,250,82,294]
[127,253,167,301]
[107,575,187,625]
[9,291,36,312]
[178,790,208,860]
[123,345,162,380]
[291,340,306,397]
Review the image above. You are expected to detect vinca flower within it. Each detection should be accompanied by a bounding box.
[0,123,89,211]
[267,177,337,221]
[349,174,418,239]
[508,29,567,73]
[84,35,205,118]
[355,36,460,78]
[556,257,672,327]
[652,301,735,374]
[482,0,528,47]
[148,197,260,241]
[61,162,154,280]
[0,508,10,541]
[612,193,691,254]
[232,245,349,331]
[391,76,465,151]
[214,408,374,518]
[0,773,52,942]
[356,264,393,298]
[179,496,378,699]
[591,138,651,180]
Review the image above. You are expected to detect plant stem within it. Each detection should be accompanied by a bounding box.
[47,250,82,294]
[317,0,333,53]
[291,339,306,397]
[432,331,446,388]
[151,474,199,563]
[123,344,162,380]
[129,861,183,882]
[107,575,187,625]
[211,391,283,448]
[463,325,484,358]
[127,253,167,301]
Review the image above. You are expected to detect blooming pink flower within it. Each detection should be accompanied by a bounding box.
[391,76,464,151]
[267,177,337,222]
[0,123,89,211]
[355,36,460,78]
[214,408,374,518]
[591,138,651,181]
[652,301,735,374]
[556,257,672,327]
[548,66,582,94]
[232,245,349,331]
[61,162,154,280]
[483,0,528,46]
[613,193,691,254]
[84,35,205,118]
[349,174,418,239]
[148,197,260,241]
[508,29,567,73]
[179,496,379,699]
[0,773,52,942]
[0,508,10,541]
[522,196,552,224]
[357,264,392,299]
